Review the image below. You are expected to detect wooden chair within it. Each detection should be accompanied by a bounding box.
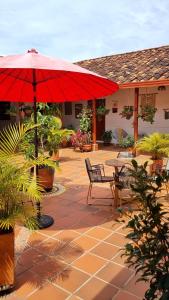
[85,158,115,205]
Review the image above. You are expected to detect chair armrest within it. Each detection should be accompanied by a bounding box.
[92,164,105,176]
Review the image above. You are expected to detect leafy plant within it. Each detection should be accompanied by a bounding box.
[71,130,91,149]
[96,105,110,116]
[122,160,169,300]
[46,117,74,156]
[21,112,73,159]
[139,105,157,124]
[0,123,45,231]
[78,107,92,133]
[102,130,112,144]
[136,133,169,159]
[118,135,134,148]
[120,106,133,120]
[36,103,62,117]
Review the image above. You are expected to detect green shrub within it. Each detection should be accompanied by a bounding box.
[118,135,134,148]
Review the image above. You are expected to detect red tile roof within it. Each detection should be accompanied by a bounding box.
[76,45,169,85]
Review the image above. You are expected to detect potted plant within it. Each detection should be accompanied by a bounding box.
[0,123,43,292]
[120,106,133,120]
[121,160,169,300]
[136,132,169,174]
[21,113,58,191]
[118,134,134,151]
[71,130,92,152]
[76,106,92,151]
[96,105,110,121]
[46,117,74,161]
[139,104,157,124]
[102,130,112,145]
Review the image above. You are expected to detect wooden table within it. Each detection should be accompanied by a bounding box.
[105,158,132,208]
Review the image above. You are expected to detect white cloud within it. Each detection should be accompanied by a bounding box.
[0,0,169,60]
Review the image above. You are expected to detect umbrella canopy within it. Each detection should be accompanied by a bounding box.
[0,49,118,102]
[0,49,119,229]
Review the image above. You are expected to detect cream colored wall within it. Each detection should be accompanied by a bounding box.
[62,86,169,138]
[62,100,85,130]
[106,86,169,137]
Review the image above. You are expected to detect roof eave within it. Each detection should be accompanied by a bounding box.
[119,79,169,89]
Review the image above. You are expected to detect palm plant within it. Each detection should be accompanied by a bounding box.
[46,117,74,157]
[0,123,48,231]
[0,123,55,291]
[136,132,169,160]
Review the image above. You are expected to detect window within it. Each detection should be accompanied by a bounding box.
[112,100,118,113]
[164,110,169,120]
[64,102,72,115]
[0,102,10,120]
[140,93,156,107]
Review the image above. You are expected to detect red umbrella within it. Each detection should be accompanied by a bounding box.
[0,48,118,102]
[0,49,119,228]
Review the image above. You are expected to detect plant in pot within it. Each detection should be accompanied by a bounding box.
[139,104,157,124]
[21,113,58,191]
[102,130,112,145]
[136,132,169,174]
[120,106,133,120]
[96,105,110,121]
[46,117,74,161]
[118,134,134,151]
[120,160,169,300]
[70,130,92,152]
[0,123,43,292]
[77,106,92,151]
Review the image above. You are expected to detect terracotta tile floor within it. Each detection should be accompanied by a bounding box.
[4,147,161,299]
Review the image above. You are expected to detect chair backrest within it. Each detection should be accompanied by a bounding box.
[85,158,102,182]
[85,158,93,182]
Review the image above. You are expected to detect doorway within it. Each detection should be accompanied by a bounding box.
[88,99,106,141]
[96,99,105,140]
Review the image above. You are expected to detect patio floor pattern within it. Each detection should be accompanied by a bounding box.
[2,146,159,300]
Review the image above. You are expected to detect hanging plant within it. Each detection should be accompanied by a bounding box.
[96,105,110,116]
[120,106,133,120]
[139,104,157,124]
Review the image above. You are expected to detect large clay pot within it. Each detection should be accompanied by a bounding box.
[149,159,163,175]
[81,144,92,152]
[0,229,14,292]
[38,166,55,192]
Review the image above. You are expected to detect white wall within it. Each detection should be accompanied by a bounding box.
[62,100,85,130]
[62,86,169,137]
[106,86,169,136]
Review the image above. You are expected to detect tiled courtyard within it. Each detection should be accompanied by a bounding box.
[5,147,152,300]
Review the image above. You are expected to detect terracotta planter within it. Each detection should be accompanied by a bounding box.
[19,110,25,119]
[38,166,55,191]
[0,229,14,292]
[81,144,92,152]
[149,159,163,175]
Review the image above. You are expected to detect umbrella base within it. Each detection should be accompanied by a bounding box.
[38,215,54,229]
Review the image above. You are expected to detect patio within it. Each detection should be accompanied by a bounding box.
[8,147,154,300]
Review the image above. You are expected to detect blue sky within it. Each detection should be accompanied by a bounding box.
[0,0,169,61]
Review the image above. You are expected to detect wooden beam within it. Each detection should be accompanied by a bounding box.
[119,79,169,89]
[133,87,139,156]
[92,99,98,151]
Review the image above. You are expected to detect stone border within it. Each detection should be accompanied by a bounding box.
[42,183,66,198]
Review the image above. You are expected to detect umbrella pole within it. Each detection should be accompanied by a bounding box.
[32,69,54,229]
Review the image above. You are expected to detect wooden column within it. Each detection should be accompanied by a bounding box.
[133,87,139,156]
[92,99,98,151]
